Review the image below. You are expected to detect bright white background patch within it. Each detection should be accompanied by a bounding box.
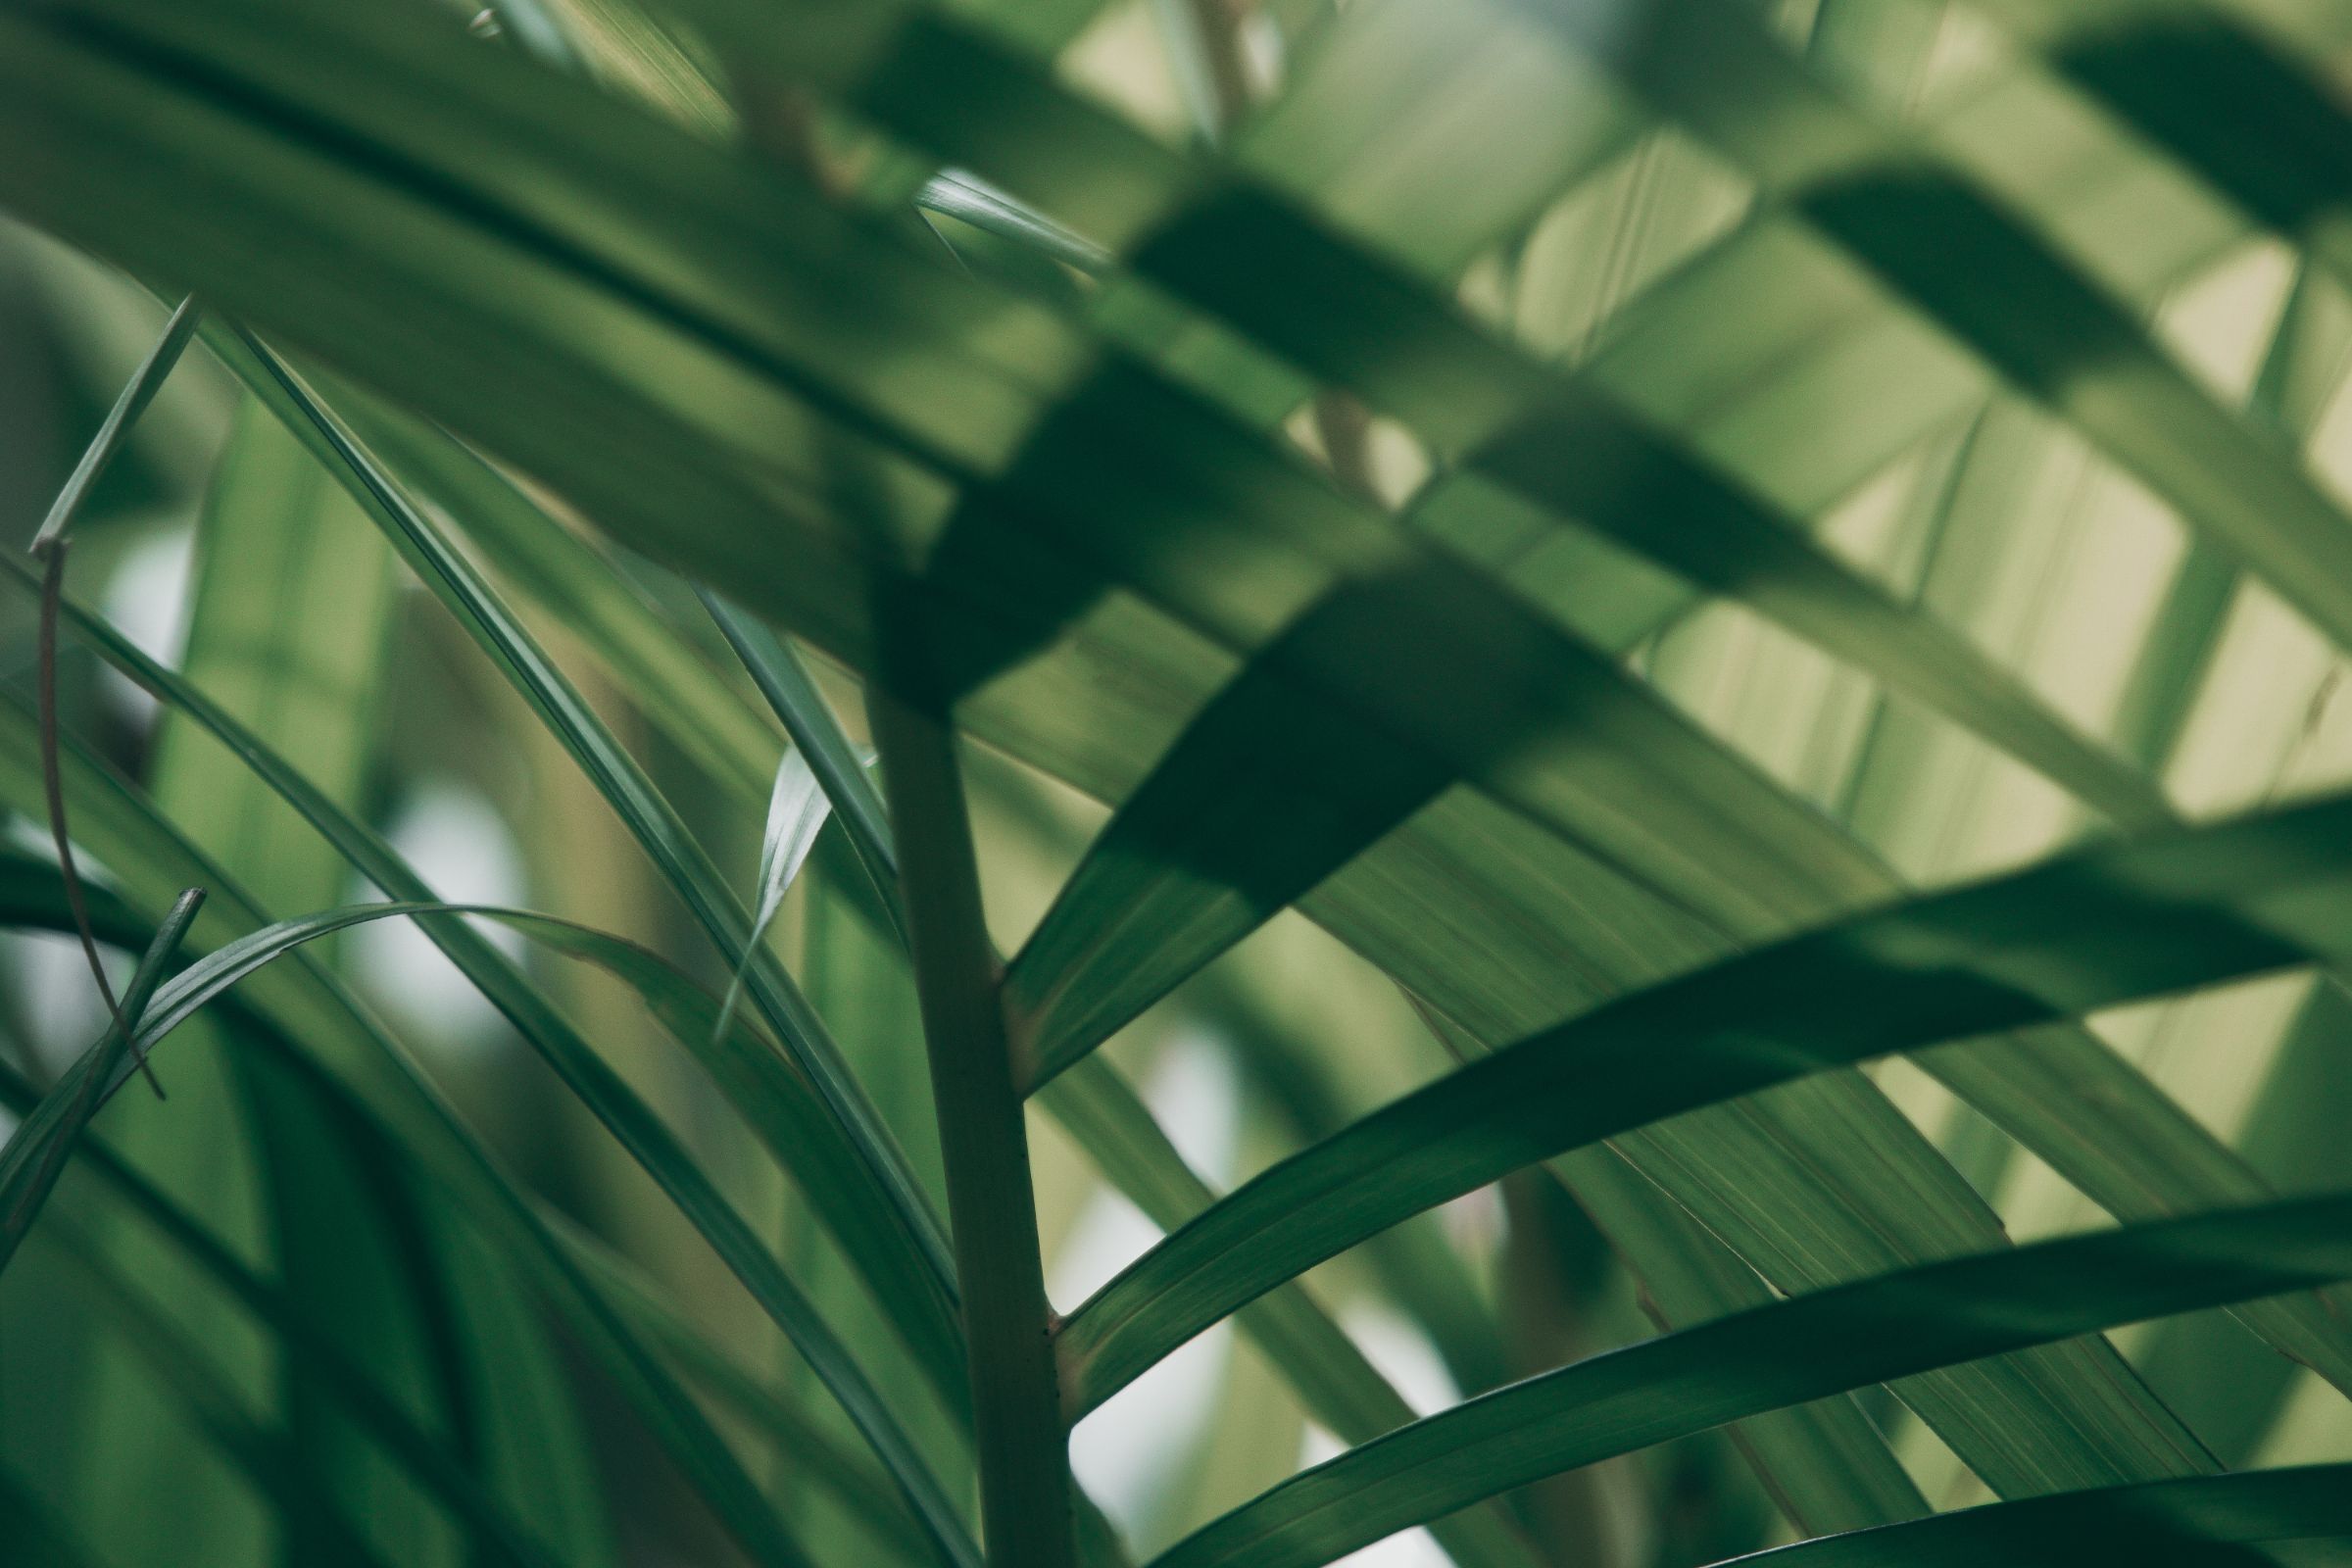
[346,780,527,1052]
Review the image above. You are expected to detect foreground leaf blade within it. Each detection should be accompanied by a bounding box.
[0,696,812,1568]
[207,324,966,1409]
[1721,1462,2352,1568]
[0,888,201,1273]
[1154,1193,2352,1568]
[1062,780,2352,1410]
[32,293,200,551]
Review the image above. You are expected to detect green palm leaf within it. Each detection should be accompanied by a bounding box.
[1154,1193,2352,1568]
[13,2,2352,1564]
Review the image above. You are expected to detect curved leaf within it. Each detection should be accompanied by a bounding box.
[0,521,972,1438]
[51,37,2192,1514]
[83,891,980,1568]
[146,381,466,1568]
[204,326,966,1410]
[1950,3,2352,301]
[0,889,201,1274]
[1719,1463,2352,1568]
[1061,779,2352,1410]
[0,692,813,1568]
[715,585,1544,1568]
[1153,1193,2352,1568]
[344,397,784,806]
[677,0,2171,843]
[31,293,200,549]
[0,0,2324,1533]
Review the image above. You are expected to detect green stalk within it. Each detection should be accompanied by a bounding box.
[707,584,1530,1563]
[870,661,1075,1568]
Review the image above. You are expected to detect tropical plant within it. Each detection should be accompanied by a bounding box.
[4,0,2352,1563]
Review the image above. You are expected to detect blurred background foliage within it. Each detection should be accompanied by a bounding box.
[7,0,2352,1564]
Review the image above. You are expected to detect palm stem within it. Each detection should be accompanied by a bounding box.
[870,645,1075,1568]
